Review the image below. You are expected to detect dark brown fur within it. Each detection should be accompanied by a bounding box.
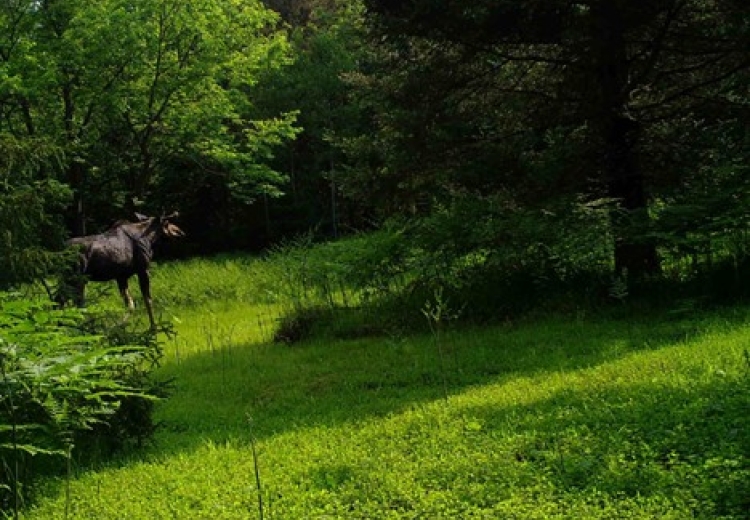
[66,212,185,328]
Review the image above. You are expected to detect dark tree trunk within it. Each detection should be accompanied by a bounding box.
[592,1,660,277]
[69,161,86,237]
[63,82,86,237]
[604,116,659,276]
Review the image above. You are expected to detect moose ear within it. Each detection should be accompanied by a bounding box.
[134,212,149,222]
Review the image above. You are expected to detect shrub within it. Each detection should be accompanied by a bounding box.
[0,295,167,514]
[264,197,617,340]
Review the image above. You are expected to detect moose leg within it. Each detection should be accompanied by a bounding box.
[137,270,156,329]
[74,251,89,307]
[74,281,86,307]
[117,277,135,310]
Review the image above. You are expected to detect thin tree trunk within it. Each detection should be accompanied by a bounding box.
[604,116,659,276]
[69,162,86,237]
[63,82,86,237]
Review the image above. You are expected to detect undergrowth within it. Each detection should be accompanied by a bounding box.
[0,297,167,517]
[21,307,750,519]
[8,233,750,518]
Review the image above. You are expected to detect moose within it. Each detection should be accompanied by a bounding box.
[63,212,185,329]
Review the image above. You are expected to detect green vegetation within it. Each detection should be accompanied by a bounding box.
[12,252,749,519]
[0,297,166,515]
[1,0,749,517]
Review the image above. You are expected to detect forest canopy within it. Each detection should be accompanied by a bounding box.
[1,0,749,302]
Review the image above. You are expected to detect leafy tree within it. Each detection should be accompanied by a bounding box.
[251,0,368,240]
[1,0,297,244]
[0,136,70,289]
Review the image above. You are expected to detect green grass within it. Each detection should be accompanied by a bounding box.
[19,254,750,519]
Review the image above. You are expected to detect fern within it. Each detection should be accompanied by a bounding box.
[0,295,165,514]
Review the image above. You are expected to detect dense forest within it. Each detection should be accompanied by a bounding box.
[1,0,749,298]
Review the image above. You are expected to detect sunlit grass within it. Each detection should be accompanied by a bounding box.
[19,251,750,519]
[25,310,750,518]
[162,303,283,361]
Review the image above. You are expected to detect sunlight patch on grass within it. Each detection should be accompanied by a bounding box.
[163,302,284,362]
[24,314,750,519]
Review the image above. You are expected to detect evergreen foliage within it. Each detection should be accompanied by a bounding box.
[343,0,750,278]
[3,0,748,292]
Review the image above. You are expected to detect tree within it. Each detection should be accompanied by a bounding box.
[251,0,368,239]
[353,0,750,277]
[1,0,297,241]
[0,136,70,289]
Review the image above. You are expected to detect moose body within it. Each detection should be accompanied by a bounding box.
[66,213,184,328]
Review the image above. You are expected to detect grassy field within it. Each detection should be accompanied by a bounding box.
[21,254,750,519]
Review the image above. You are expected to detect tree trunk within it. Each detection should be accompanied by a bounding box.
[63,83,86,237]
[604,116,659,276]
[69,161,86,237]
[592,1,659,278]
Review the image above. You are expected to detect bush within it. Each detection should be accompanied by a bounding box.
[0,295,167,514]
[264,197,618,341]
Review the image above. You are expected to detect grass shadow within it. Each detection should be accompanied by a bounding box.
[452,374,750,517]
[145,307,747,454]
[27,306,750,518]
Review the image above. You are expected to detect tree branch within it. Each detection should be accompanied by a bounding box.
[629,0,687,88]
[635,58,750,113]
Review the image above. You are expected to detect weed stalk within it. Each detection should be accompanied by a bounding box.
[65,441,73,520]
[246,415,264,520]
[1,353,21,520]
[422,287,451,401]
